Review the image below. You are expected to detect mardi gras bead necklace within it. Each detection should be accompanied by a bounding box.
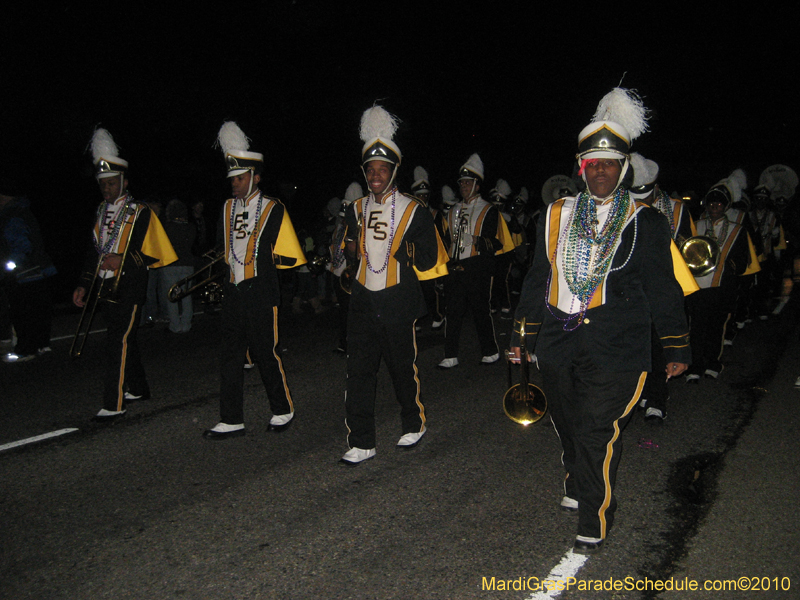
[653,191,676,237]
[546,188,635,330]
[228,192,263,267]
[361,188,397,275]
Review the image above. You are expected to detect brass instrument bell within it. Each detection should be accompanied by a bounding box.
[503,319,547,425]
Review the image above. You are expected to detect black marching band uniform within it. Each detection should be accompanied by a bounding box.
[411,166,446,328]
[79,128,176,420]
[685,176,758,381]
[340,105,446,465]
[204,122,305,439]
[629,153,696,422]
[439,154,502,368]
[512,89,693,553]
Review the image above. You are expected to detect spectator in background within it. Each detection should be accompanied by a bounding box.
[162,199,197,333]
[1,179,57,363]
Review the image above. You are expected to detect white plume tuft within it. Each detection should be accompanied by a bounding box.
[592,88,649,140]
[344,182,364,203]
[359,105,400,143]
[494,179,512,198]
[441,185,456,204]
[517,187,529,202]
[413,166,429,182]
[216,121,250,154]
[90,128,120,162]
[729,168,747,192]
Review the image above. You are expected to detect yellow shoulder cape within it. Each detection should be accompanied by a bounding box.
[142,212,178,269]
[670,240,699,296]
[415,229,450,281]
[273,207,307,270]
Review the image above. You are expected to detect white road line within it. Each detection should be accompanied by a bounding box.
[524,550,589,600]
[0,428,80,452]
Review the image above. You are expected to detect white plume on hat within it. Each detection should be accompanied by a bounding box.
[344,182,364,203]
[460,153,484,180]
[90,128,121,163]
[630,153,660,187]
[442,185,456,206]
[516,187,529,202]
[216,121,251,154]
[413,166,430,189]
[492,179,512,199]
[729,169,747,193]
[592,88,649,141]
[359,105,400,143]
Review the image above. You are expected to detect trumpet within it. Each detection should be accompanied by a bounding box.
[503,318,547,425]
[449,207,469,272]
[168,248,225,303]
[70,205,140,358]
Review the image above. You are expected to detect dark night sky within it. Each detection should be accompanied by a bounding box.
[3,2,797,296]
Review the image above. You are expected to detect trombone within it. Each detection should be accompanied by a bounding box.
[503,319,547,425]
[70,205,139,358]
[168,248,225,303]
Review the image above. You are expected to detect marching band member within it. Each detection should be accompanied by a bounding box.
[339,104,445,466]
[629,153,695,242]
[329,182,363,353]
[629,152,695,423]
[511,88,692,554]
[73,128,176,421]
[685,175,759,382]
[203,122,305,440]
[438,154,502,369]
[489,179,514,317]
[412,166,446,330]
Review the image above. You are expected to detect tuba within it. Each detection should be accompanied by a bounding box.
[679,235,720,278]
[503,319,547,425]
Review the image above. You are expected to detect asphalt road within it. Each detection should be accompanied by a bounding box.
[1,297,798,599]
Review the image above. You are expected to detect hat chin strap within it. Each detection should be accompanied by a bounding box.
[361,162,398,199]
[460,179,478,202]
[580,158,630,200]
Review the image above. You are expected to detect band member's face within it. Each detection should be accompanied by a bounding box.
[584,159,621,199]
[365,160,393,197]
[230,172,259,199]
[458,178,478,200]
[707,200,726,221]
[98,175,127,202]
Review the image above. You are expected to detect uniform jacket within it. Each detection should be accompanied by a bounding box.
[345,190,439,323]
[219,191,302,307]
[513,196,691,372]
[79,196,158,303]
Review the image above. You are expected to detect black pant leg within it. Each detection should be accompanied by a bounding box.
[247,302,293,416]
[542,360,644,540]
[467,265,498,357]
[382,319,425,435]
[345,309,383,449]
[219,286,249,424]
[101,296,146,412]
